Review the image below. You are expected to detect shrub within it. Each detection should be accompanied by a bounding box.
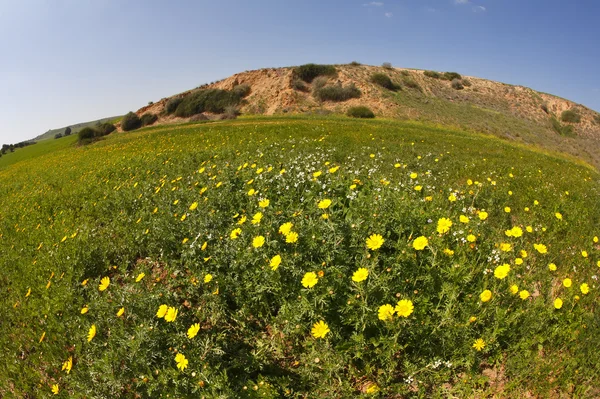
[451,79,464,90]
[347,106,375,118]
[349,61,361,66]
[78,127,96,141]
[561,110,581,123]
[121,112,142,131]
[96,123,116,136]
[551,117,575,136]
[54,133,63,139]
[293,64,337,83]
[140,113,158,126]
[291,79,309,92]
[174,89,244,117]
[232,84,251,98]
[443,72,462,81]
[371,73,396,90]
[189,113,209,122]
[222,106,240,120]
[402,77,421,91]
[64,127,72,136]
[541,103,549,114]
[313,83,361,102]
[312,76,329,90]
[424,70,441,79]
[382,62,393,69]
[165,97,183,114]
[401,70,409,76]
[462,79,472,87]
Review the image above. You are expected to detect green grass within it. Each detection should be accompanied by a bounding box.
[33,116,122,141]
[1,116,599,398]
[0,134,78,169]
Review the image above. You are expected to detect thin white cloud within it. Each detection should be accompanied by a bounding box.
[473,5,486,12]
[363,1,384,6]
[385,12,393,17]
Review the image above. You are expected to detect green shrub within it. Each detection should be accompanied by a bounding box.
[293,64,337,83]
[443,72,462,81]
[232,84,251,98]
[401,70,409,76]
[424,70,441,79]
[96,123,116,136]
[371,73,396,90]
[121,112,142,131]
[54,133,63,139]
[174,89,244,117]
[402,77,421,91]
[349,61,361,66]
[541,103,549,114]
[140,113,158,126]
[165,97,183,114]
[221,106,240,120]
[551,117,575,136]
[313,83,361,102]
[451,79,464,90]
[291,79,309,92]
[561,110,581,123]
[189,113,209,122]
[347,106,375,118]
[462,79,472,87]
[312,76,329,90]
[78,127,95,141]
[382,62,393,69]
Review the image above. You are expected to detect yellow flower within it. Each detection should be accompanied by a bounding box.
[187,323,200,339]
[156,304,168,318]
[413,236,428,250]
[87,324,96,342]
[526,226,533,233]
[62,356,73,374]
[201,241,207,250]
[563,278,572,288]
[286,231,299,243]
[478,211,488,221]
[136,273,145,282]
[302,272,318,288]
[81,305,89,314]
[555,212,562,220]
[395,299,414,317]
[366,234,384,250]
[230,228,242,239]
[204,274,213,283]
[248,188,256,196]
[98,276,110,291]
[580,283,590,295]
[52,384,59,395]
[258,199,270,208]
[500,243,512,252]
[251,212,263,225]
[318,199,332,209]
[510,285,519,295]
[81,279,88,286]
[466,234,476,243]
[494,264,511,279]
[378,304,395,321]
[180,214,187,222]
[175,353,188,371]
[365,383,379,394]
[519,290,530,300]
[533,243,547,254]
[554,298,563,309]
[436,218,453,234]
[581,250,588,258]
[252,236,265,248]
[504,207,511,213]
[25,288,31,297]
[279,222,293,236]
[520,250,527,258]
[448,194,457,202]
[548,263,557,271]
[459,215,470,224]
[473,338,485,351]
[505,227,523,238]
[594,236,599,243]
[313,171,322,178]
[414,185,422,191]
[237,215,247,225]
[164,307,178,322]
[515,258,523,265]
[443,248,454,256]
[469,316,477,323]
[480,290,492,303]
[189,202,198,211]
[410,172,418,179]
[329,166,339,173]
[270,255,282,271]
[116,307,125,317]
[311,320,330,339]
[352,268,369,282]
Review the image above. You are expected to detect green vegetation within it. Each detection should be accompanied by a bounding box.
[78,127,96,141]
[443,72,462,81]
[174,89,248,117]
[165,97,184,114]
[451,79,464,90]
[382,62,393,69]
[349,61,361,66]
[1,117,599,398]
[291,79,309,92]
[121,112,142,131]
[551,117,575,137]
[346,106,375,118]
[402,77,421,91]
[424,70,441,79]
[371,73,397,90]
[140,113,158,126]
[34,116,121,141]
[96,122,116,136]
[313,83,361,102]
[594,114,600,125]
[561,109,581,123]
[293,63,337,83]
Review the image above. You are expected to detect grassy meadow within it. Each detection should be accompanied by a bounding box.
[1,117,599,398]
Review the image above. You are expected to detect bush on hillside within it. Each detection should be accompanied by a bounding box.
[78,127,96,141]
[54,133,63,139]
[382,62,393,69]
[313,83,361,102]
[346,106,375,118]
[312,76,329,90]
[220,106,240,120]
[165,97,183,114]
[594,114,600,125]
[291,79,309,92]
[190,113,209,122]
[443,72,462,81]
[121,112,142,131]
[402,77,421,91]
[293,64,337,83]
[140,113,158,126]
[424,70,442,79]
[451,79,464,90]
[174,89,245,117]
[96,123,116,136]
[64,127,72,136]
[232,84,251,98]
[541,103,549,114]
[462,79,472,87]
[551,117,575,136]
[349,61,361,66]
[371,73,396,90]
[561,110,581,123]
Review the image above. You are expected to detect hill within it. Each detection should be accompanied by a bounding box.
[1,117,599,397]
[34,115,122,141]
[133,64,600,168]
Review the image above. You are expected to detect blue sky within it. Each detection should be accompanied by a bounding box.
[0,0,599,142]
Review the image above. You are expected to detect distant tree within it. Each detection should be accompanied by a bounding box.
[1,144,8,154]
[9,144,14,152]
[121,112,142,131]
[65,127,72,136]
[54,133,63,139]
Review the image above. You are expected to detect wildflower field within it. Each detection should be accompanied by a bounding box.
[1,116,599,398]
